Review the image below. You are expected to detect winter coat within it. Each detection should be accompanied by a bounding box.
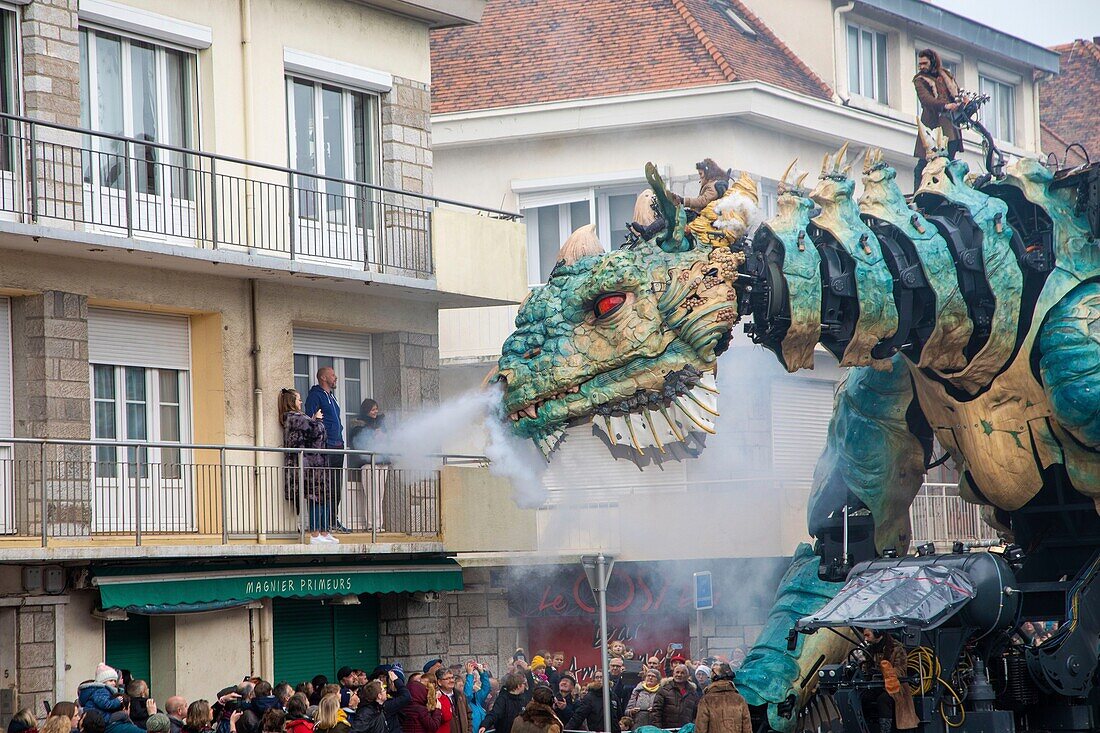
[608,676,632,721]
[352,704,388,733]
[681,180,720,212]
[79,683,124,715]
[480,691,528,733]
[304,385,343,447]
[316,710,352,733]
[694,681,751,733]
[509,702,561,733]
[463,671,491,732]
[354,676,411,733]
[168,717,184,733]
[401,681,444,733]
[105,714,146,733]
[282,411,330,503]
[913,68,963,156]
[285,717,315,733]
[625,684,660,728]
[867,638,918,730]
[650,680,699,730]
[565,684,620,733]
[441,691,471,733]
[433,696,454,733]
[250,697,281,716]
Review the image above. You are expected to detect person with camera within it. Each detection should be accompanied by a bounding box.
[913,48,964,189]
[550,675,576,726]
[461,662,491,733]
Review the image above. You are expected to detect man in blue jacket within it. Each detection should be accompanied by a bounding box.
[304,366,348,532]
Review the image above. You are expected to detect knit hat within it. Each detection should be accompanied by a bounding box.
[145,715,171,733]
[95,663,119,685]
[422,658,443,674]
[530,655,547,671]
[695,665,711,678]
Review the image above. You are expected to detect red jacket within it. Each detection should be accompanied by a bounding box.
[286,718,315,733]
[436,694,456,733]
[401,681,445,733]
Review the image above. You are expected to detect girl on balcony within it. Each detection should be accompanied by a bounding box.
[279,388,338,544]
[349,398,389,532]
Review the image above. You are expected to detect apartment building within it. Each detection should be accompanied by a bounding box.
[0,0,537,714]
[428,0,1052,664]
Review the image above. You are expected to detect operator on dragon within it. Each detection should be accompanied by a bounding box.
[858,629,917,733]
[912,48,964,189]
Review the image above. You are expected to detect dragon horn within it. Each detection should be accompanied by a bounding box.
[796,171,809,188]
[934,128,946,151]
[915,116,935,159]
[834,142,850,174]
[780,158,797,186]
[820,152,831,177]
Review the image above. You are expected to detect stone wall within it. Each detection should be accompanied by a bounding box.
[378,568,527,675]
[15,603,60,716]
[374,331,440,414]
[381,77,432,198]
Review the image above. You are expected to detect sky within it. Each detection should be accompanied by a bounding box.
[924,0,1100,47]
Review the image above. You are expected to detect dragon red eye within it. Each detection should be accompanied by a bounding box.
[593,292,627,319]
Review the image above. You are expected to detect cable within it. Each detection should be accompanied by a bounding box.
[907,646,966,728]
[938,675,966,728]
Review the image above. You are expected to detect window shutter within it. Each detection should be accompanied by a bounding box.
[88,308,190,370]
[293,329,373,360]
[104,614,152,689]
[771,378,837,488]
[273,597,379,683]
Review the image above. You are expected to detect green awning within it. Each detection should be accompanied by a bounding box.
[94,560,463,611]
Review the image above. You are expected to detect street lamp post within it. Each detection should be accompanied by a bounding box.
[582,553,616,732]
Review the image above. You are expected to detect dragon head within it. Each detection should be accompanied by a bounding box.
[495,164,749,455]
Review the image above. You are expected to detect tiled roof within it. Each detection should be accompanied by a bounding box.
[1040,39,1100,164]
[430,0,833,115]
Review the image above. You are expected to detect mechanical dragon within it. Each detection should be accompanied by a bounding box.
[494,123,1100,732]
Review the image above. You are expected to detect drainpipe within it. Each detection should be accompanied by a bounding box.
[833,1,855,104]
[240,0,256,249]
[250,279,263,471]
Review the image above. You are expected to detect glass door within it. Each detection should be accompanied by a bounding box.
[92,365,192,533]
[79,28,197,238]
[287,77,380,264]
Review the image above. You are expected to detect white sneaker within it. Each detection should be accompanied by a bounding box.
[309,535,325,544]
[321,533,340,544]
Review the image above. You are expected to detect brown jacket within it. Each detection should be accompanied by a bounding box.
[913,69,964,157]
[650,680,700,729]
[680,180,720,211]
[509,702,562,733]
[444,691,472,733]
[870,638,918,730]
[694,681,751,733]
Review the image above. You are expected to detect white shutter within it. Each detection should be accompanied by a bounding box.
[87,308,191,369]
[0,297,11,437]
[771,377,837,485]
[542,424,688,504]
[293,328,372,360]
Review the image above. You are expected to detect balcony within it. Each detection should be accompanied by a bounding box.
[909,482,1001,548]
[0,113,524,296]
[0,437,486,559]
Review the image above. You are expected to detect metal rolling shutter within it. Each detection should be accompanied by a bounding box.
[104,614,151,688]
[88,308,191,369]
[293,329,372,360]
[542,425,687,504]
[273,597,378,684]
[0,297,10,437]
[771,377,837,487]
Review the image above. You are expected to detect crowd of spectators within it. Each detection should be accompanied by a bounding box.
[5,645,754,733]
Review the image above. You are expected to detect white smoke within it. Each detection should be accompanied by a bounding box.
[354,383,547,506]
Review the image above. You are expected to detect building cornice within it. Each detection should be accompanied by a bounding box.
[431,80,1037,160]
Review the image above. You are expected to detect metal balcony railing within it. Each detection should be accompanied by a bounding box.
[909,482,1001,548]
[0,113,518,278]
[0,437,486,546]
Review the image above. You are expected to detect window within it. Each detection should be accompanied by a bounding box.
[847,23,888,103]
[293,354,371,445]
[522,187,640,284]
[286,76,380,225]
[79,27,197,199]
[92,365,189,480]
[0,10,17,173]
[979,75,1016,143]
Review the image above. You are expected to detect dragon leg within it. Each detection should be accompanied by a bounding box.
[1038,281,1100,501]
[736,355,929,731]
